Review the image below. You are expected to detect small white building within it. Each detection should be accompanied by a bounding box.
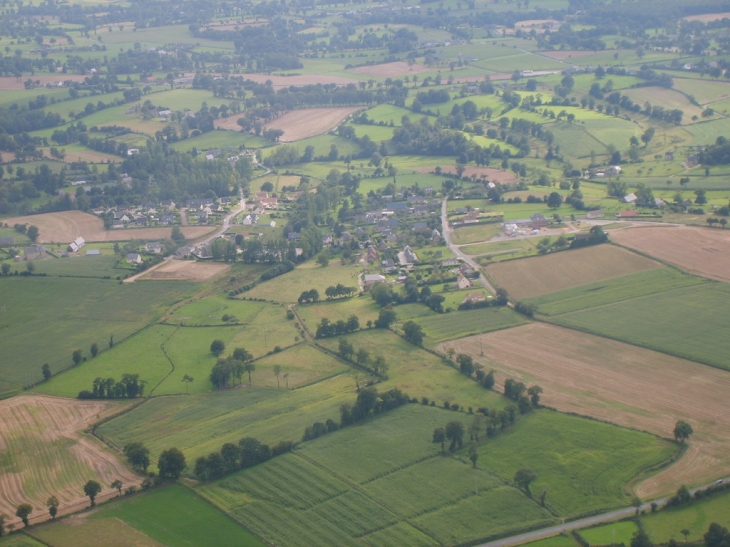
[67,236,85,253]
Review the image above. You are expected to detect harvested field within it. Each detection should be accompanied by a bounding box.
[0,396,140,527]
[414,166,519,184]
[3,211,214,243]
[611,226,730,283]
[684,12,730,22]
[138,260,230,281]
[486,245,661,300]
[264,107,363,142]
[230,73,357,89]
[540,50,618,60]
[441,323,730,498]
[348,61,431,77]
[0,75,88,91]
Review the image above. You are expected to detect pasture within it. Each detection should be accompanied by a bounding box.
[444,322,730,497]
[249,344,349,388]
[641,489,730,543]
[168,295,268,325]
[0,396,139,527]
[415,307,528,346]
[621,87,706,123]
[486,245,662,300]
[296,296,382,329]
[611,226,730,283]
[0,536,45,547]
[31,518,162,547]
[0,277,196,394]
[579,521,639,546]
[28,254,123,278]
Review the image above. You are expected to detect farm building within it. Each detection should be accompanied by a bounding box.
[364,274,386,286]
[586,210,603,219]
[126,253,142,264]
[67,237,85,253]
[618,210,637,218]
[514,213,549,229]
[457,274,472,290]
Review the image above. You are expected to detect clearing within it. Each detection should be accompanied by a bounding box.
[0,395,140,527]
[486,244,661,300]
[347,61,431,77]
[263,107,363,142]
[442,323,730,497]
[3,211,213,244]
[611,225,730,283]
[138,260,230,282]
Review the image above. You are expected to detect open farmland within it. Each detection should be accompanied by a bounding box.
[138,260,230,282]
[3,211,214,243]
[579,521,640,546]
[348,61,431,77]
[413,165,519,183]
[443,322,730,497]
[486,244,662,300]
[414,306,528,346]
[641,488,730,543]
[611,226,730,283]
[0,396,140,527]
[261,107,362,141]
[621,87,705,123]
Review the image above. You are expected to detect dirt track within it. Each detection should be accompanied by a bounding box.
[0,395,141,527]
[611,225,730,283]
[442,323,730,498]
[4,211,214,244]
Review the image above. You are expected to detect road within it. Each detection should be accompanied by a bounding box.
[475,479,729,547]
[441,198,496,294]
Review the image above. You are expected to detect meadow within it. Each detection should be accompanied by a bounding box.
[415,306,528,346]
[0,277,196,396]
[641,489,730,543]
[579,521,639,546]
[29,254,124,278]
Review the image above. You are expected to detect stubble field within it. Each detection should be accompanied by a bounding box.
[139,260,230,282]
[442,322,730,497]
[262,106,363,141]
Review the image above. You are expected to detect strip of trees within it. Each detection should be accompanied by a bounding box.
[194,436,294,481]
[316,315,360,338]
[78,374,146,399]
[210,347,255,390]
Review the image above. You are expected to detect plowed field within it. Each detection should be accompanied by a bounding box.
[486,244,661,300]
[0,396,139,526]
[611,225,730,283]
[4,211,214,243]
[441,323,730,497]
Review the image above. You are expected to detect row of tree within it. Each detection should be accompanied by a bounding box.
[193,437,294,481]
[78,373,146,399]
[316,315,360,338]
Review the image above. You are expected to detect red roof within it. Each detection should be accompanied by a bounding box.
[619,210,637,217]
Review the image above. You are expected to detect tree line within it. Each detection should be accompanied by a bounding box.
[209,344,256,390]
[194,436,294,481]
[78,373,146,399]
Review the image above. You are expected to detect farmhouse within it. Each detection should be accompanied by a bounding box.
[457,274,472,289]
[586,210,603,219]
[623,193,637,204]
[514,213,549,229]
[398,245,418,265]
[126,253,142,264]
[67,236,85,253]
[146,242,162,254]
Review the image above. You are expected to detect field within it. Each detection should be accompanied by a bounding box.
[641,488,730,543]
[0,396,139,527]
[262,107,363,141]
[579,521,639,546]
[0,535,45,547]
[31,484,265,547]
[138,260,231,282]
[611,226,730,283]
[199,404,554,547]
[414,307,528,346]
[451,223,504,244]
[296,295,383,328]
[443,322,730,497]
[3,211,214,244]
[486,245,662,300]
[168,295,269,325]
[0,277,196,395]
[414,165,519,183]
[28,254,123,278]
[621,87,706,124]
[348,61,431,77]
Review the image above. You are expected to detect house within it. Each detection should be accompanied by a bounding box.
[585,209,603,219]
[86,249,100,256]
[176,245,193,257]
[254,192,269,200]
[397,245,418,265]
[159,214,175,226]
[385,202,409,212]
[412,222,429,231]
[412,206,430,216]
[141,201,157,210]
[454,207,468,215]
[462,292,485,305]
[196,211,209,224]
[622,193,637,204]
[456,274,472,290]
[355,227,365,237]
[459,263,473,276]
[146,242,162,254]
[363,274,386,285]
[463,211,480,223]
[654,198,666,208]
[67,236,85,253]
[322,234,333,246]
[112,220,125,229]
[126,253,142,264]
[260,197,278,208]
[442,258,459,267]
[407,195,425,203]
[220,197,232,205]
[618,210,637,218]
[161,200,176,210]
[366,246,378,263]
[607,165,622,176]
[127,148,140,155]
[287,232,301,241]
[186,198,215,210]
[135,215,149,226]
[377,219,399,231]
[24,245,46,260]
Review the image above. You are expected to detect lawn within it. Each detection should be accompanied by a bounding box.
[452,223,503,244]
[0,276,196,396]
[641,489,730,543]
[477,410,678,517]
[579,521,639,546]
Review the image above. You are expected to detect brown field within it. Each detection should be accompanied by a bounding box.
[486,244,661,300]
[263,106,363,142]
[441,323,730,498]
[612,225,730,283]
[684,12,730,22]
[138,259,230,281]
[0,395,140,526]
[348,61,431,77]
[414,165,519,184]
[541,49,619,60]
[0,75,89,91]
[3,211,214,243]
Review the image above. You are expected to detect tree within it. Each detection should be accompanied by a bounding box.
[514,468,537,496]
[356,348,370,366]
[402,321,424,346]
[171,225,185,242]
[46,496,59,519]
[674,420,694,442]
[181,374,194,393]
[72,349,83,365]
[468,442,479,468]
[243,362,255,384]
[547,192,562,209]
[123,442,150,472]
[41,364,51,380]
[15,504,32,527]
[704,524,730,547]
[90,343,98,357]
[0,513,5,536]
[316,253,329,267]
[83,480,102,506]
[273,365,282,387]
[527,385,543,406]
[433,427,446,452]
[680,529,690,543]
[210,340,225,356]
[1,263,10,276]
[630,530,654,547]
[158,448,186,479]
[445,421,464,452]
[26,225,39,242]
[374,308,397,328]
[26,261,35,274]
[111,480,123,496]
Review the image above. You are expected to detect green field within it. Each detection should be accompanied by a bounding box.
[0,536,45,547]
[415,306,528,346]
[520,536,577,547]
[579,521,639,546]
[640,489,730,543]
[477,410,678,517]
[29,254,125,277]
[0,277,196,396]
[168,295,269,326]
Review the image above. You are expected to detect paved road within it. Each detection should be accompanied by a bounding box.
[441,198,496,294]
[475,479,729,547]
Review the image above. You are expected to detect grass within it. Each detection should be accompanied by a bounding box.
[640,489,730,543]
[0,277,196,396]
[550,281,730,371]
[525,267,707,316]
[415,307,528,346]
[476,410,678,517]
[31,517,161,547]
[296,296,382,329]
[169,130,269,152]
[520,536,577,547]
[0,536,45,547]
[452,223,504,244]
[167,295,269,326]
[579,521,639,546]
[29,254,124,277]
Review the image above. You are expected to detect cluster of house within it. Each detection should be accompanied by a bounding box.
[126,241,165,264]
[188,197,232,225]
[585,165,622,179]
[503,213,550,236]
[621,193,666,208]
[92,200,178,228]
